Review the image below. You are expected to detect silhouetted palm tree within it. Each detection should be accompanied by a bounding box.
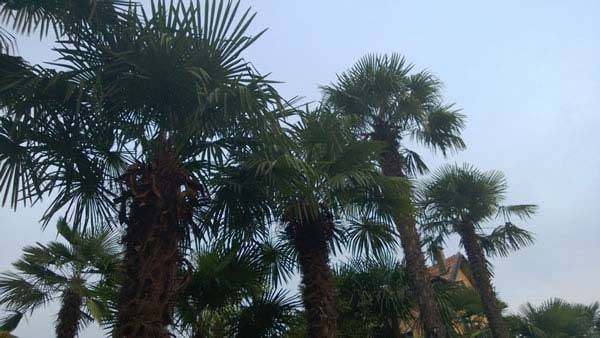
[419,164,537,338]
[0,219,120,338]
[218,107,399,337]
[0,1,287,336]
[273,109,396,337]
[323,53,465,337]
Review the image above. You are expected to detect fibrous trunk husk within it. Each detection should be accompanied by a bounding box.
[376,129,448,337]
[460,221,509,338]
[114,143,199,338]
[286,208,337,338]
[55,288,82,338]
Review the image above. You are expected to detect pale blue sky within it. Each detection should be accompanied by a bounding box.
[2,1,599,337]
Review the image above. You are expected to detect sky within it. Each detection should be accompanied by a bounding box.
[1,1,599,336]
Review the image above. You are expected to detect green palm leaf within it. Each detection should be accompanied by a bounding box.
[0,311,22,333]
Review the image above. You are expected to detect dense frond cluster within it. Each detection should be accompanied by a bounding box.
[508,298,600,337]
[323,53,466,175]
[419,164,536,261]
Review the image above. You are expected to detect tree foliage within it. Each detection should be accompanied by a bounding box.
[0,219,120,334]
[508,298,600,337]
[419,164,537,268]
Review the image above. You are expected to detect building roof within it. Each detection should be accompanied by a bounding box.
[428,253,473,285]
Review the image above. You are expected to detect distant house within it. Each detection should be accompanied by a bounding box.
[428,252,475,289]
[399,251,479,337]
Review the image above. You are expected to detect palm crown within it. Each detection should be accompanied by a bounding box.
[323,53,465,175]
[0,0,286,230]
[419,164,537,259]
[0,219,120,335]
[213,106,402,256]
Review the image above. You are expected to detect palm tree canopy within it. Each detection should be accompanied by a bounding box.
[419,164,537,258]
[0,0,287,231]
[420,164,535,222]
[210,106,403,257]
[288,109,407,259]
[333,256,415,336]
[0,218,121,332]
[0,0,130,38]
[508,298,600,337]
[323,53,466,175]
[174,240,299,338]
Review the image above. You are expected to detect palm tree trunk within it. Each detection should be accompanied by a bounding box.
[55,288,82,338]
[378,141,447,338]
[391,317,405,338]
[459,221,509,338]
[114,144,198,338]
[288,211,337,338]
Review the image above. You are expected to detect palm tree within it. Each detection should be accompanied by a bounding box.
[175,240,298,338]
[284,109,406,337]
[333,256,415,337]
[419,164,537,338]
[507,298,600,337]
[225,107,398,337]
[0,219,120,338]
[323,53,465,337]
[0,1,286,336]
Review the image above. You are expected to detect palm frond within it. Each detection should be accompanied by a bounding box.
[229,289,300,338]
[345,216,399,259]
[496,204,538,222]
[204,162,274,242]
[333,257,416,336]
[0,27,15,54]
[0,0,131,38]
[255,236,296,287]
[0,272,50,312]
[478,222,535,258]
[413,104,466,155]
[0,311,22,333]
[401,147,429,176]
